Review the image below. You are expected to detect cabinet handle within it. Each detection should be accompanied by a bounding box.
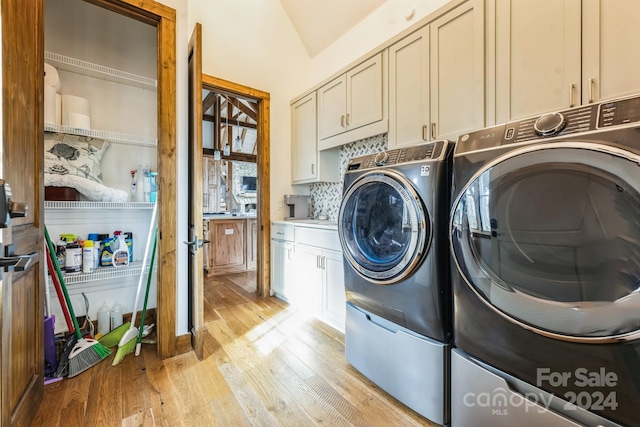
[322,256,326,270]
[311,164,315,175]
[316,255,320,269]
[569,83,575,107]
[422,125,428,141]
[340,115,345,128]
[346,113,350,127]
[431,123,436,139]
[588,78,595,103]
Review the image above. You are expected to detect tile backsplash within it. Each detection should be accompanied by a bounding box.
[310,133,387,221]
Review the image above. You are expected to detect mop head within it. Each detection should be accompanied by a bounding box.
[112,327,138,366]
[67,338,111,378]
[98,322,131,348]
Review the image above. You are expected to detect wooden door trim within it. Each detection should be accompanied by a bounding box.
[201,74,271,297]
[79,0,178,359]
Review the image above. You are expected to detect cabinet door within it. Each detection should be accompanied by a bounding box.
[583,0,640,103]
[292,244,323,314]
[430,0,485,140]
[271,239,287,297]
[210,220,246,275]
[388,26,430,148]
[322,249,346,331]
[494,0,581,123]
[247,219,258,270]
[318,75,347,140]
[291,92,318,183]
[347,53,384,131]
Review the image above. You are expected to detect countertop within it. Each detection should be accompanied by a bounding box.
[272,219,338,230]
[204,213,257,220]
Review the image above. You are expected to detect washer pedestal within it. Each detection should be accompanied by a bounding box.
[345,303,450,425]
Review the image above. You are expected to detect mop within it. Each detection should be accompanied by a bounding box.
[112,202,158,366]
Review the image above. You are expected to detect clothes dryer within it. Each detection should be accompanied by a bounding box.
[338,140,454,425]
[449,94,640,427]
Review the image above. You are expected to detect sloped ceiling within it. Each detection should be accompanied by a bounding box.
[280,0,387,57]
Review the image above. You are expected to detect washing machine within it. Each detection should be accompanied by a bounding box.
[338,140,454,425]
[449,94,640,427]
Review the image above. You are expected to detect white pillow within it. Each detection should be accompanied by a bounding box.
[44,132,109,183]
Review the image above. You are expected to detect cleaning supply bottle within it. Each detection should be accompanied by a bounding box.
[82,240,94,273]
[135,164,145,202]
[111,301,123,329]
[112,234,130,267]
[97,301,111,335]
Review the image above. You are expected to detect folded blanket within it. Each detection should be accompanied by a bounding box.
[45,173,128,202]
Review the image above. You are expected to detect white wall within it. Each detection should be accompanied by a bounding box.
[311,0,449,82]
[188,0,313,223]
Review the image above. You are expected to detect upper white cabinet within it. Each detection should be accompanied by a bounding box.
[388,0,485,147]
[388,26,430,147]
[318,52,388,149]
[290,92,339,184]
[493,0,640,124]
[582,0,640,104]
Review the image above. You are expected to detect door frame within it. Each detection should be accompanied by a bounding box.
[201,74,271,297]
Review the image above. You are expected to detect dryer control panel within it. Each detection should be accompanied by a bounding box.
[456,93,640,155]
[346,141,444,171]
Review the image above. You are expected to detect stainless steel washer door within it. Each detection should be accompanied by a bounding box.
[339,169,430,284]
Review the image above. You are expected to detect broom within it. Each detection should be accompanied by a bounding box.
[136,230,157,356]
[44,226,111,377]
[113,202,158,366]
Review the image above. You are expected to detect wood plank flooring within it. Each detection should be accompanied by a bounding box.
[31,272,438,426]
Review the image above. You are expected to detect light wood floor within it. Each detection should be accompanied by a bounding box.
[31,272,438,426]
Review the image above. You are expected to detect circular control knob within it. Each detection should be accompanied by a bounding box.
[534,112,567,136]
[374,151,389,166]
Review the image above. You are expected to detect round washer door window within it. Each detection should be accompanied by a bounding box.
[339,170,430,284]
[450,144,640,342]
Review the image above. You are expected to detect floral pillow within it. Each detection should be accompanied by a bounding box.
[44,132,109,183]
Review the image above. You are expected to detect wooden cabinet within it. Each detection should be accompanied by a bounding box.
[388,0,485,147]
[493,0,640,124]
[205,217,258,276]
[291,92,340,184]
[317,52,388,149]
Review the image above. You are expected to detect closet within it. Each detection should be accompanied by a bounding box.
[44,0,158,335]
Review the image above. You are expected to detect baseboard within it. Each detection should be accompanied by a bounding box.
[175,333,192,356]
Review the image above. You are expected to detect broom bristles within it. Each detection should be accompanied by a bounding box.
[112,335,137,366]
[67,338,111,378]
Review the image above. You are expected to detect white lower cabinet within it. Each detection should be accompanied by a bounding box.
[294,243,345,332]
[271,223,346,332]
[270,239,295,301]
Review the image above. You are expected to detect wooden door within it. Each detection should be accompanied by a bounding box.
[187,23,204,360]
[582,0,640,103]
[494,0,581,122]
[430,0,485,141]
[388,26,430,148]
[1,0,45,425]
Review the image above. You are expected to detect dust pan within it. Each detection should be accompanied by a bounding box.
[98,321,131,348]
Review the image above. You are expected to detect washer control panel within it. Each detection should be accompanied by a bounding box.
[346,141,441,171]
[455,93,640,155]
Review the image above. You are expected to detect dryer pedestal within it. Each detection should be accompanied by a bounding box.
[345,303,450,425]
[451,349,624,427]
